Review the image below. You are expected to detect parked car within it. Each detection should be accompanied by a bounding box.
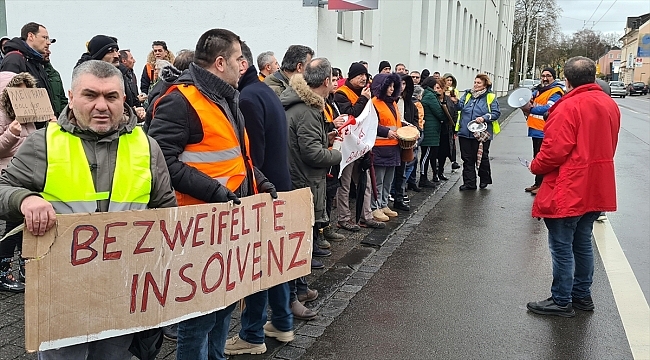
[627,82,649,96]
[609,81,628,98]
[520,79,540,90]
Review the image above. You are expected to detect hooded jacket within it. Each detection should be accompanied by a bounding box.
[140,50,175,94]
[371,73,402,167]
[0,38,55,118]
[531,83,619,218]
[0,105,177,222]
[281,74,342,223]
[239,65,292,192]
[420,86,447,147]
[148,63,267,202]
[0,72,38,170]
[264,70,291,97]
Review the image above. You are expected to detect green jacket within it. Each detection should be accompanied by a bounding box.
[43,62,68,116]
[420,88,445,147]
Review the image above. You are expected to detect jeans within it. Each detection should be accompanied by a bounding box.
[390,161,406,198]
[372,166,395,210]
[544,212,601,306]
[240,282,292,344]
[288,277,309,303]
[38,334,133,360]
[176,303,236,360]
[406,147,419,185]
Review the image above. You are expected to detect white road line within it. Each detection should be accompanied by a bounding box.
[594,221,650,360]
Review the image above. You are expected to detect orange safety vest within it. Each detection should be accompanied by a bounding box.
[526,87,564,131]
[324,102,334,123]
[146,63,154,81]
[372,97,401,147]
[336,85,360,105]
[159,84,256,206]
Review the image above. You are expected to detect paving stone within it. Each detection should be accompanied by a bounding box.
[351,271,373,280]
[289,334,316,349]
[358,265,380,273]
[345,277,369,287]
[295,325,326,338]
[332,291,356,301]
[340,285,362,294]
[274,345,306,360]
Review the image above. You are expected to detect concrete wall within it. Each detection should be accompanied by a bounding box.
[5,0,514,95]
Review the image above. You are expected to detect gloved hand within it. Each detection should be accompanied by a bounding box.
[258,179,278,199]
[213,185,241,205]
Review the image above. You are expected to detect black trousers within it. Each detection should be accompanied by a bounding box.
[420,146,439,179]
[459,137,492,187]
[532,138,544,186]
[437,132,453,173]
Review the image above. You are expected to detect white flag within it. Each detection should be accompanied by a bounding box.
[335,101,378,177]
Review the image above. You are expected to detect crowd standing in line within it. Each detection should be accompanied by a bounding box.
[0,20,620,359]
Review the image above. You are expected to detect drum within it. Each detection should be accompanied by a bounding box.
[396,126,419,162]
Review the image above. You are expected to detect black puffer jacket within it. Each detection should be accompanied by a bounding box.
[118,63,141,108]
[0,38,54,120]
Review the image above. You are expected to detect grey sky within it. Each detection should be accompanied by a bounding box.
[558,0,650,35]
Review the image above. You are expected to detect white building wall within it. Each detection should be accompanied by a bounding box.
[5,0,513,95]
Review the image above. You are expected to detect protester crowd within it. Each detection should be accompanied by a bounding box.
[0,21,619,360]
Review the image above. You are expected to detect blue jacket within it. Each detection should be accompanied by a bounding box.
[457,88,501,140]
[239,65,292,192]
[528,81,563,138]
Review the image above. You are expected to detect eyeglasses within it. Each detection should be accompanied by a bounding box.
[541,74,554,78]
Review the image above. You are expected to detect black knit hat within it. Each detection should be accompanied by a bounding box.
[542,67,556,79]
[378,60,391,73]
[87,35,119,60]
[348,62,368,80]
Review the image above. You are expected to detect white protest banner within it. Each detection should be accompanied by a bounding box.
[336,101,378,177]
[22,189,314,352]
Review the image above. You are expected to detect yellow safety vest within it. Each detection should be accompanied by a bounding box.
[41,123,152,214]
[455,92,500,135]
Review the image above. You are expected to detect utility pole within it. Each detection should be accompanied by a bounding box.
[531,16,539,79]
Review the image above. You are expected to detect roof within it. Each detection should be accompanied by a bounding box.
[626,13,650,30]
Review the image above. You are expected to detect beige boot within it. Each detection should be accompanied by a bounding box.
[382,207,398,217]
[372,209,389,222]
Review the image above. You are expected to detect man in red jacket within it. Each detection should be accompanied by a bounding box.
[526,56,620,318]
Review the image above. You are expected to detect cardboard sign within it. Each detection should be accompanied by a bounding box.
[5,87,54,123]
[22,189,314,352]
[336,101,378,177]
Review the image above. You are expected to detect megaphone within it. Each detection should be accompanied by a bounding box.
[508,87,533,108]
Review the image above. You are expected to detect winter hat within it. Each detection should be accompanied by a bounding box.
[542,67,556,79]
[348,62,368,80]
[378,60,391,73]
[87,35,118,60]
[421,69,430,78]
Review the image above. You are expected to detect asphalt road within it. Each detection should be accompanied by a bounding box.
[302,98,648,359]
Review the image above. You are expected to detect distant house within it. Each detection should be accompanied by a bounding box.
[596,46,622,81]
[619,13,650,84]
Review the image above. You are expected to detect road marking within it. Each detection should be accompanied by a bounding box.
[594,221,650,360]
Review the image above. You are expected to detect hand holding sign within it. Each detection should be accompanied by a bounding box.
[5,88,54,124]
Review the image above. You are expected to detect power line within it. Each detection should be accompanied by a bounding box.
[591,0,619,29]
[583,0,605,29]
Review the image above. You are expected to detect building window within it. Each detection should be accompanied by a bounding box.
[617,54,621,59]
[360,11,373,45]
[609,54,613,59]
[420,0,430,52]
[433,0,442,54]
[337,11,353,41]
[446,0,454,57]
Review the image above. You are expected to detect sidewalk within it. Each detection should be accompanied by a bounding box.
[0,94,520,360]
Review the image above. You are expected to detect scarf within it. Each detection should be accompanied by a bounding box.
[470,88,487,99]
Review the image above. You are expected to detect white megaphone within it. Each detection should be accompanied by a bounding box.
[508,87,533,108]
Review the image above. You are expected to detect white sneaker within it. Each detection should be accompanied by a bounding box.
[597,213,607,222]
[263,321,295,342]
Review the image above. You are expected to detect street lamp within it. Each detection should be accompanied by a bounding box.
[531,16,539,79]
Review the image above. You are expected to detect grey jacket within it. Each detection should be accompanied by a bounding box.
[0,106,177,221]
[264,70,290,97]
[281,74,342,223]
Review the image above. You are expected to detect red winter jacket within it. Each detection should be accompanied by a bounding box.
[531,83,620,218]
